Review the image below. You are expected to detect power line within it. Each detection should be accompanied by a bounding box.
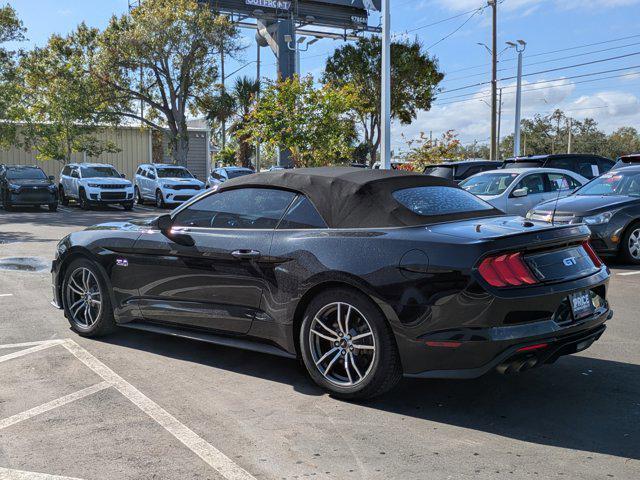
[396,4,486,35]
[444,33,640,75]
[426,6,487,50]
[433,69,640,106]
[441,51,640,94]
[441,41,640,84]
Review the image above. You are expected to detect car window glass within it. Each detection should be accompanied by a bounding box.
[173,188,296,229]
[577,171,640,197]
[393,186,494,216]
[546,158,574,171]
[597,158,614,174]
[575,159,598,178]
[278,196,327,229]
[80,166,120,178]
[546,173,575,192]
[5,167,47,180]
[514,173,545,194]
[148,169,156,180]
[71,169,79,178]
[62,166,71,176]
[459,172,519,195]
[157,167,193,178]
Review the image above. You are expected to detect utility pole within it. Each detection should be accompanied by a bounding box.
[508,40,526,157]
[381,0,391,169]
[497,87,503,160]
[567,117,573,154]
[220,45,226,150]
[256,40,261,172]
[489,0,498,160]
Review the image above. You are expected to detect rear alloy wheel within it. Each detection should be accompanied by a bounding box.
[135,186,144,205]
[621,223,640,265]
[300,288,402,400]
[62,259,115,337]
[156,189,166,209]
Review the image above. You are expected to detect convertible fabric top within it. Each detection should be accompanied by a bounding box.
[219,167,501,228]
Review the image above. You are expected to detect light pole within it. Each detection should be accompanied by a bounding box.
[488,0,498,161]
[507,39,526,157]
[381,0,391,169]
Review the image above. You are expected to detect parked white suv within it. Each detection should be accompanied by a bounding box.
[59,163,134,210]
[134,163,205,208]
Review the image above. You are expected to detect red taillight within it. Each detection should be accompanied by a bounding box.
[582,241,603,268]
[478,252,538,288]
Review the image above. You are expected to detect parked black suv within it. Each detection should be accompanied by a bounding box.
[0,164,58,211]
[423,160,501,184]
[503,154,615,179]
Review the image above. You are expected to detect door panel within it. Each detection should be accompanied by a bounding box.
[130,229,273,333]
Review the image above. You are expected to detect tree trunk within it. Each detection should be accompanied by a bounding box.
[171,130,189,166]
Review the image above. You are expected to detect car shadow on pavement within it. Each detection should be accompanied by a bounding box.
[0,205,156,229]
[98,327,638,461]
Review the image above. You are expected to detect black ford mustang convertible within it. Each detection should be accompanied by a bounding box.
[52,168,612,399]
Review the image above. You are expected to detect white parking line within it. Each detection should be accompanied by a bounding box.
[0,341,63,364]
[61,339,257,480]
[618,270,640,276]
[0,382,111,431]
[0,340,62,350]
[0,294,13,298]
[0,467,85,480]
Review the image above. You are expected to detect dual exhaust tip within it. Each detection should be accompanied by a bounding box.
[496,357,539,375]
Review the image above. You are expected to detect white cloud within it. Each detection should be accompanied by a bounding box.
[437,0,639,13]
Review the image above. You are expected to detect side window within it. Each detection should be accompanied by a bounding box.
[71,168,79,179]
[546,173,576,192]
[514,173,545,195]
[136,167,145,176]
[575,158,599,179]
[62,166,70,176]
[148,168,156,180]
[173,188,296,229]
[598,158,614,174]
[278,196,327,229]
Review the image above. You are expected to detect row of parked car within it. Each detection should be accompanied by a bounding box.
[450,153,640,264]
[0,162,255,212]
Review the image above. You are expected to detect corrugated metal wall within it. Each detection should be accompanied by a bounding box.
[0,126,152,181]
[161,130,210,181]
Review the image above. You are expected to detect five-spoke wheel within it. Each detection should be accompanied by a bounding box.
[622,223,640,264]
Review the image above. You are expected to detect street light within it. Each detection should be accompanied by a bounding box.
[507,39,527,157]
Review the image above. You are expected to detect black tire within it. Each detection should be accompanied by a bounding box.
[299,287,402,400]
[59,186,69,206]
[122,201,134,211]
[79,189,90,210]
[135,186,144,205]
[48,203,58,212]
[62,258,116,337]
[620,221,640,265]
[155,189,166,209]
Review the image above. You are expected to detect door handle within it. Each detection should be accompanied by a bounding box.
[231,249,261,259]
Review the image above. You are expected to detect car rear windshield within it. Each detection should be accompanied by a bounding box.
[575,170,640,197]
[459,172,519,195]
[503,161,541,168]
[157,167,193,179]
[6,167,47,180]
[81,166,120,178]
[423,166,454,179]
[393,186,495,216]
[227,170,253,179]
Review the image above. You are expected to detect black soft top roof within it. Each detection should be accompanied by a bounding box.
[218,167,500,228]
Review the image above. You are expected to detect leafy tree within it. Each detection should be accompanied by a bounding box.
[607,127,640,158]
[0,4,26,146]
[400,130,461,170]
[17,26,120,164]
[323,37,444,165]
[239,76,358,168]
[92,0,240,163]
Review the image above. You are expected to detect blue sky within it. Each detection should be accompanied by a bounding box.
[7,0,640,153]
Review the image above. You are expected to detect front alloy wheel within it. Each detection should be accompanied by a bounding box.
[622,224,640,264]
[156,189,165,208]
[63,259,115,337]
[300,288,402,400]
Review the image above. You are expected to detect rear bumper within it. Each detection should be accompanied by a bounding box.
[405,310,610,379]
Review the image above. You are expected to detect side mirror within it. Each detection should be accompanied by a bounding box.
[121,173,126,179]
[156,214,173,233]
[155,214,195,247]
[512,187,529,198]
[48,175,55,182]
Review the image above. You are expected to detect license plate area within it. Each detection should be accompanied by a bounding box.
[569,290,595,320]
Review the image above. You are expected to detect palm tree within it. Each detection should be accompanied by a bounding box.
[204,76,260,168]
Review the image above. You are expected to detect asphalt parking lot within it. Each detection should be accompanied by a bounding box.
[0,204,639,480]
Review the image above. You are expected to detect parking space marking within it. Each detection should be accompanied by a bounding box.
[0,341,63,364]
[618,270,640,276]
[61,339,257,480]
[0,340,61,350]
[0,467,84,480]
[0,294,13,298]
[0,382,111,431]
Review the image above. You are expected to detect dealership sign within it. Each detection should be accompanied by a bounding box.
[245,0,292,9]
